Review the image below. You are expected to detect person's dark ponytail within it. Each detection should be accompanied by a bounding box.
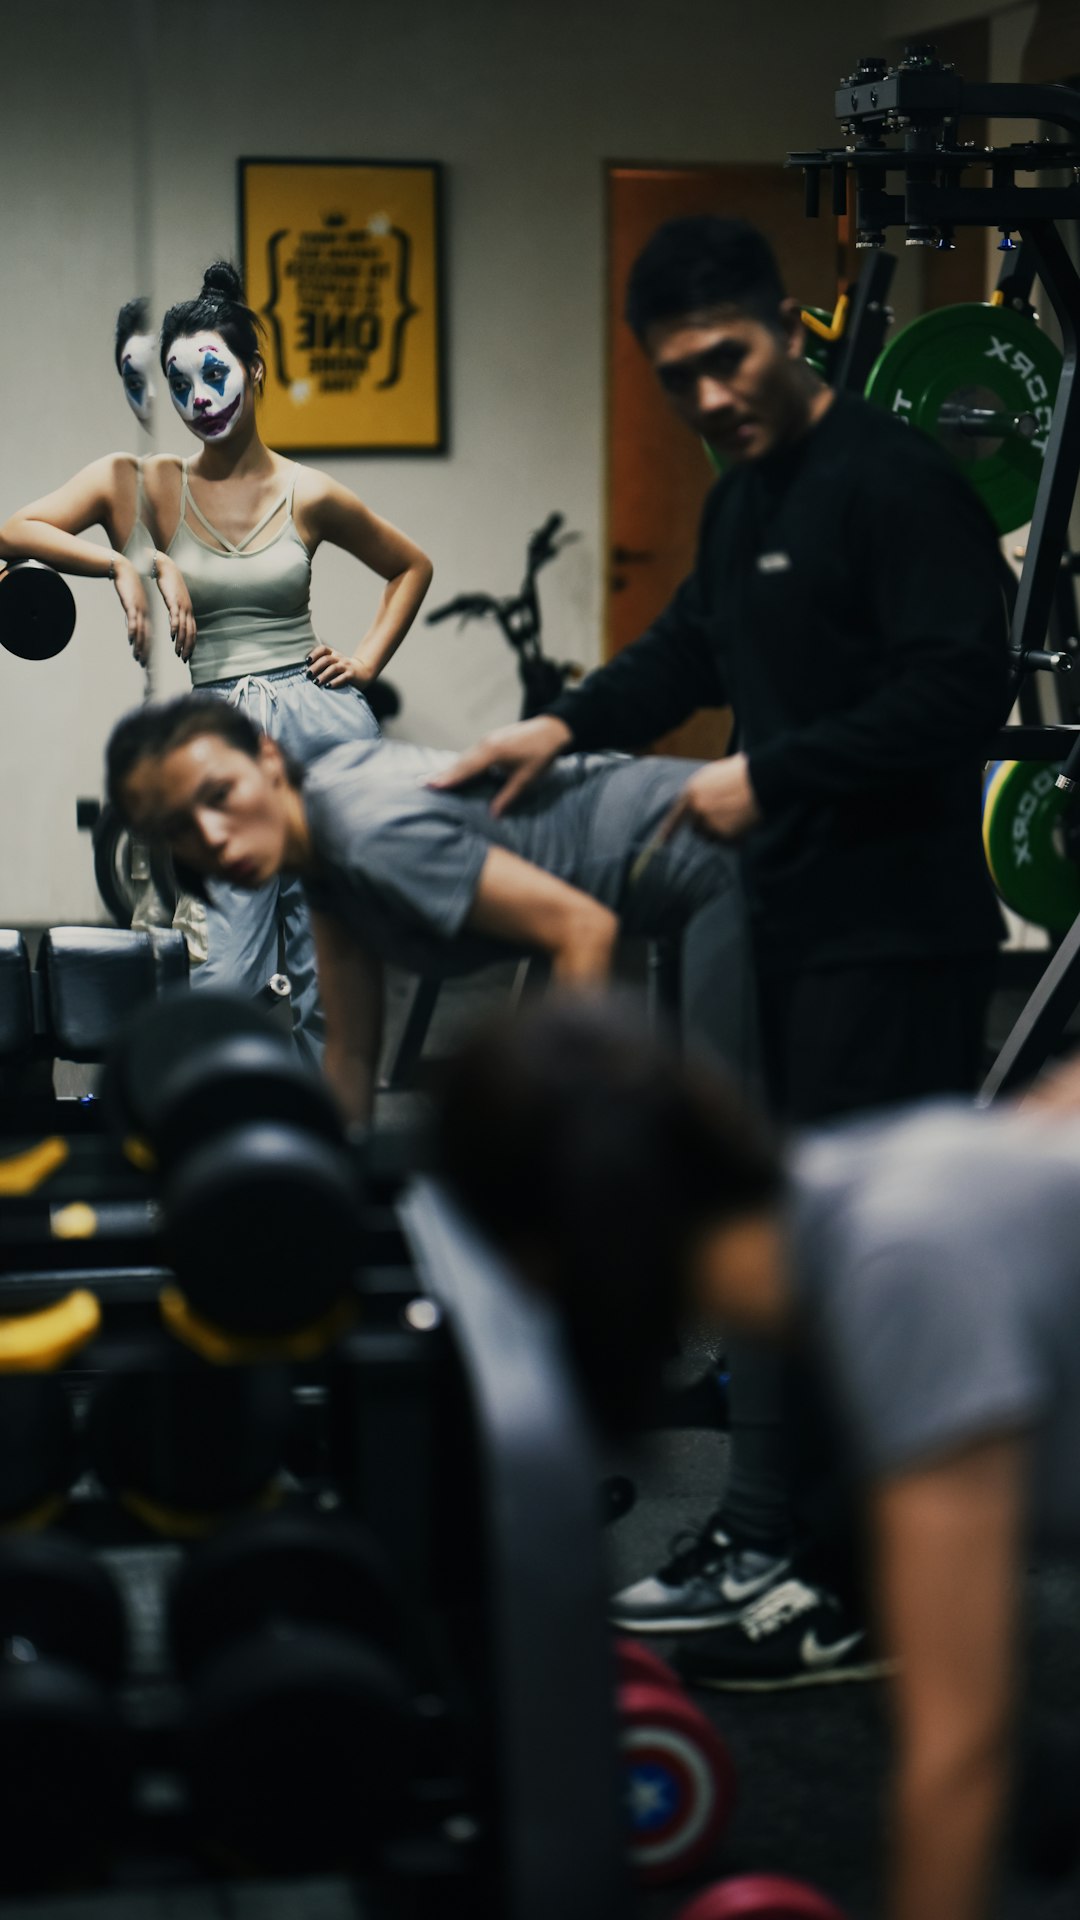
[200,260,244,302]
[160,259,264,373]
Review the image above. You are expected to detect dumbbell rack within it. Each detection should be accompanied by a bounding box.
[791,50,1080,1094]
[0,1118,627,1919]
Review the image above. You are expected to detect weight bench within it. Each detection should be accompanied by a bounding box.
[381,940,682,1093]
[0,926,189,1125]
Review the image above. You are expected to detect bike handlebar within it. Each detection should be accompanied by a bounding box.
[427,514,579,627]
[426,593,502,625]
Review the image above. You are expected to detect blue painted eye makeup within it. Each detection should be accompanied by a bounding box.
[166,333,246,439]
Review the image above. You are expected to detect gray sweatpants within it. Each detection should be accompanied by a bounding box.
[192,662,381,1068]
[459,750,760,1087]
[565,755,759,1086]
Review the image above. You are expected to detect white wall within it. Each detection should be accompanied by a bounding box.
[1,0,885,923]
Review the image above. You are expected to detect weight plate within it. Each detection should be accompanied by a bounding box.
[865,303,1061,534]
[164,1122,362,1333]
[0,1533,127,1686]
[102,990,288,1147]
[169,1510,404,1680]
[155,1030,344,1166]
[0,1375,76,1522]
[616,1637,684,1695]
[676,1870,849,1920]
[87,1364,292,1526]
[188,1623,413,1871]
[982,759,1080,932]
[620,1679,736,1884]
[0,1664,129,1891]
[0,562,76,661]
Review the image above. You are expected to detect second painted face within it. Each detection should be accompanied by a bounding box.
[165,330,247,442]
[120,332,157,428]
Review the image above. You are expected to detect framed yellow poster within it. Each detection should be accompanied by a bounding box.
[239,157,445,454]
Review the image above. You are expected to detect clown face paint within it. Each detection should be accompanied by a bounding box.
[120,332,157,428]
[165,331,247,442]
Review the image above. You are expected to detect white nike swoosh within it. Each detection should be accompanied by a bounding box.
[718,1561,790,1606]
[800,1628,865,1670]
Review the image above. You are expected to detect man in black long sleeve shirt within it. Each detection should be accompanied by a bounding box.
[433,216,1010,1684]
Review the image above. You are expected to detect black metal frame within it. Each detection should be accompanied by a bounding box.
[832,250,897,393]
[790,52,1080,1094]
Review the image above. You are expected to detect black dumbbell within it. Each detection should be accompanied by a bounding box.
[0,561,77,661]
[0,1374,78,1527]
[104,992,364,1347]
[169,1510,415,1870]
[86,1355,294,1536]
[162,1118,362,1342]
[0,1532,130,1889]
[104,990,342,1168]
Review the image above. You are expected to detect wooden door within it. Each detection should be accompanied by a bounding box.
[605,164,846,757]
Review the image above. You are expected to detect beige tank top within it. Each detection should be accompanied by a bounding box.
[167,461,317,685]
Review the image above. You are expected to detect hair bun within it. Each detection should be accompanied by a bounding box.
[200,260,243,302]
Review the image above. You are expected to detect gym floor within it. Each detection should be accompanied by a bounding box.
[611,1427,1080,1919]
[392,959,1080,1920]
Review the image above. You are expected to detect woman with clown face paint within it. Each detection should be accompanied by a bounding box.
[130,260,433,1063]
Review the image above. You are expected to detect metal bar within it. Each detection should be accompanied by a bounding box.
[399,1180,627,1920]
[832,74,1080,142]
[990,725,1079,758]
[379,975,442,1091]
[980,916,1080,1098]
[1010,223,1080,673]
[948,81,1080,140]
[907,185,1080,225]
[996,239,1039,309]
[832,251,897,393]
[936,404,1036,437]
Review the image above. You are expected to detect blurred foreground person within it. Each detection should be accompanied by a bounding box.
[436,997,1080,1920]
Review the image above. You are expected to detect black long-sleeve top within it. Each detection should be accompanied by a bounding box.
[551,393,1010,969]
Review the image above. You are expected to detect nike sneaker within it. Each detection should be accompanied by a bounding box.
[609,1518,792,1633]
[675,1576,892,1690]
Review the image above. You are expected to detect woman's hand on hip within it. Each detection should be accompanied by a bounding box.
[307,644,372,690]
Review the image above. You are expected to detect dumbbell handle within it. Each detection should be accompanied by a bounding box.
[937,403,1037,439]
[1025,650,1073,676]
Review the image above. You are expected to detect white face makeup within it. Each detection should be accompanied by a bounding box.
[165,330,247,442]
[120,332,157,428]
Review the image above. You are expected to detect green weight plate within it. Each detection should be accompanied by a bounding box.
[865,304,1061,534]
[982,759,1080,932]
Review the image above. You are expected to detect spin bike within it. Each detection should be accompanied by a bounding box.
[426,512,582,719]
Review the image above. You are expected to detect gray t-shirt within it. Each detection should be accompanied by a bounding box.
[300,737,732,976]
[792,1103,1080,1541]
